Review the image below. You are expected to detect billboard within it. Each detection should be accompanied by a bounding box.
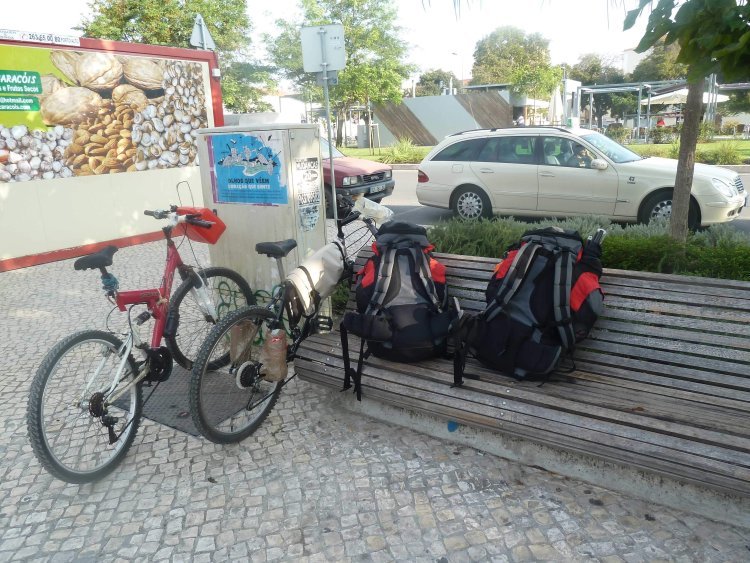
[0,43,211,183]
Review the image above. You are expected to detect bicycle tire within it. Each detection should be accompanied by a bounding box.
[27,330,142,483]
[190,306,283,444]
[166,266,254,371]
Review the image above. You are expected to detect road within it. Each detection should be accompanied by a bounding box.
[382,170,750,233]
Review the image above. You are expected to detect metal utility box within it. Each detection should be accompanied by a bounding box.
[196,123,325,293]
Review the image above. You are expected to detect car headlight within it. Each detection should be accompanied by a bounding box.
[342,176,360,186]
[711,178,737,198]
[383,170,392,179]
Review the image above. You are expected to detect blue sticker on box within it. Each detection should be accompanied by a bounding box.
[208,133,288,205]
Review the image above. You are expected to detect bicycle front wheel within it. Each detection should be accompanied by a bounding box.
[167,266,254,370]
[27,330,142,483]
[190,306,283,444]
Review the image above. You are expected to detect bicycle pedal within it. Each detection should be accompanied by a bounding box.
[313,316,334,333]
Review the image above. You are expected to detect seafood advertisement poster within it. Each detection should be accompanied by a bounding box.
[207,131,289,206]
[0,44,210,183]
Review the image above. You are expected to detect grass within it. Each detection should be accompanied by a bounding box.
[628,139,750,163]
[341,140,750,164]
[340,145,432,163]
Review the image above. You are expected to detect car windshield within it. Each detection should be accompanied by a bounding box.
[580,131,642,163]
[320,138,345,158]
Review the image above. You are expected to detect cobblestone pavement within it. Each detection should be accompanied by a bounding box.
[1,240,749,562]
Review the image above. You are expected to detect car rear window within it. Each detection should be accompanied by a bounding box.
[431,138,486,161]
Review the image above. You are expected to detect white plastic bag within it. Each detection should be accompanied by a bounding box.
[286,240,346,317]
[354,196,393,227]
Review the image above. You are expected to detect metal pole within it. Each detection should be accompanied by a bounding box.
[636,86,642,142]
[646,92,652,143]
[319,29,338,223]
[589,92,593,129]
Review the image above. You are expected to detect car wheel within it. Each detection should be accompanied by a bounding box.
[452,186,492,220]
[638,190,700,230]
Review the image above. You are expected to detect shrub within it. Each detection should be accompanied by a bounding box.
[668,140,680,159]
[710,141,742,165]
[381,138,428,164]
[721,120,740,136]
[605,126,629,143]
[427,217,750,281]
[695,148,715,164]
[649,127,676,144]
[636,145,664,158]
[698,122,716,142]
[331,279,352,315]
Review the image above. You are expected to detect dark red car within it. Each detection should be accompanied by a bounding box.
[320,138,395,216]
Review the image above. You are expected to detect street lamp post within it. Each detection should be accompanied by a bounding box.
[451,51,463,94]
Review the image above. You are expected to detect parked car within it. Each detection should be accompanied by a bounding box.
[320,138,395,217]
[416,127,747,229]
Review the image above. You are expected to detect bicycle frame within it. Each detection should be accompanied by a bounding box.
[114,237,190,348]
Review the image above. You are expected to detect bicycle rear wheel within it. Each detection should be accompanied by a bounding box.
[190,306,283,444]
[27,330,142,483]
[167,266,254,370]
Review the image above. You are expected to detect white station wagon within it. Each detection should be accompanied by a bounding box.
[416,127,747,229]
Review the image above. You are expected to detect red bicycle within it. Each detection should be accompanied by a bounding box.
[27,205,253,483]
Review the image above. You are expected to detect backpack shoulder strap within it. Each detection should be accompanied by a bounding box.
[485,242,540,322]
[366,245,397,314]
[553,247,576,350]
[412,247,442,311]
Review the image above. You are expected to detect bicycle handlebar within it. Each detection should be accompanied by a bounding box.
[144,208,213,229]
[187,218,213,228]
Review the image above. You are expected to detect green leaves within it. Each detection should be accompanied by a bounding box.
[79,0,274,112]
[414,69,459,97]
[623,0,750,82]
[268,0,411,140]
[471,26,560,99]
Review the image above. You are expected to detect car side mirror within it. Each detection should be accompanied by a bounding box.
[591,159,608,170]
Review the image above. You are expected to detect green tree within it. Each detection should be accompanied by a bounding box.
[569,54,626,128]
[625,0,750,242]
[268,0,411,146]
[630,39,687,82]
[721,91,750,116]
[79,0,273,112]
[413,69,458,97]
[471,26,562,105]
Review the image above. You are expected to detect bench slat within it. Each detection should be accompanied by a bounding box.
[571,363,750,407]
[296,351,750,495]
[590,329,750,364]
[321,249,750,500]
[300,335,750,456]
[301,365,749,497]
[597,309,750,340]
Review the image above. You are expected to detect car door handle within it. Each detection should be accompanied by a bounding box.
[478,168,494,173]
[539,172,555,177]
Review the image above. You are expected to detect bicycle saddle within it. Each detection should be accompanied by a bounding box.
[74,245,118,271]
[255,239,297,258]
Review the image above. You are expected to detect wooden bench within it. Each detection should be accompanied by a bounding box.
[295,252,750,524]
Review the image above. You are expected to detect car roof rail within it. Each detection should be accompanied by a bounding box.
[447,127,515,137]
[532,125,574,133]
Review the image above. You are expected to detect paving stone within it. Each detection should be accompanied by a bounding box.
[1,240,749,561]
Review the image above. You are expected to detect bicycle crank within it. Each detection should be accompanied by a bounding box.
[145,346,173,383]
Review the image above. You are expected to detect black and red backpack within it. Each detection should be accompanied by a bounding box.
[453,227,605,385]
[341,221,457,400]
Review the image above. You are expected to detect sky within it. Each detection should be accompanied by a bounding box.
[4,0,649,83]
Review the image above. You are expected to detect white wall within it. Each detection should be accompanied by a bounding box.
[0,167,203,261]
